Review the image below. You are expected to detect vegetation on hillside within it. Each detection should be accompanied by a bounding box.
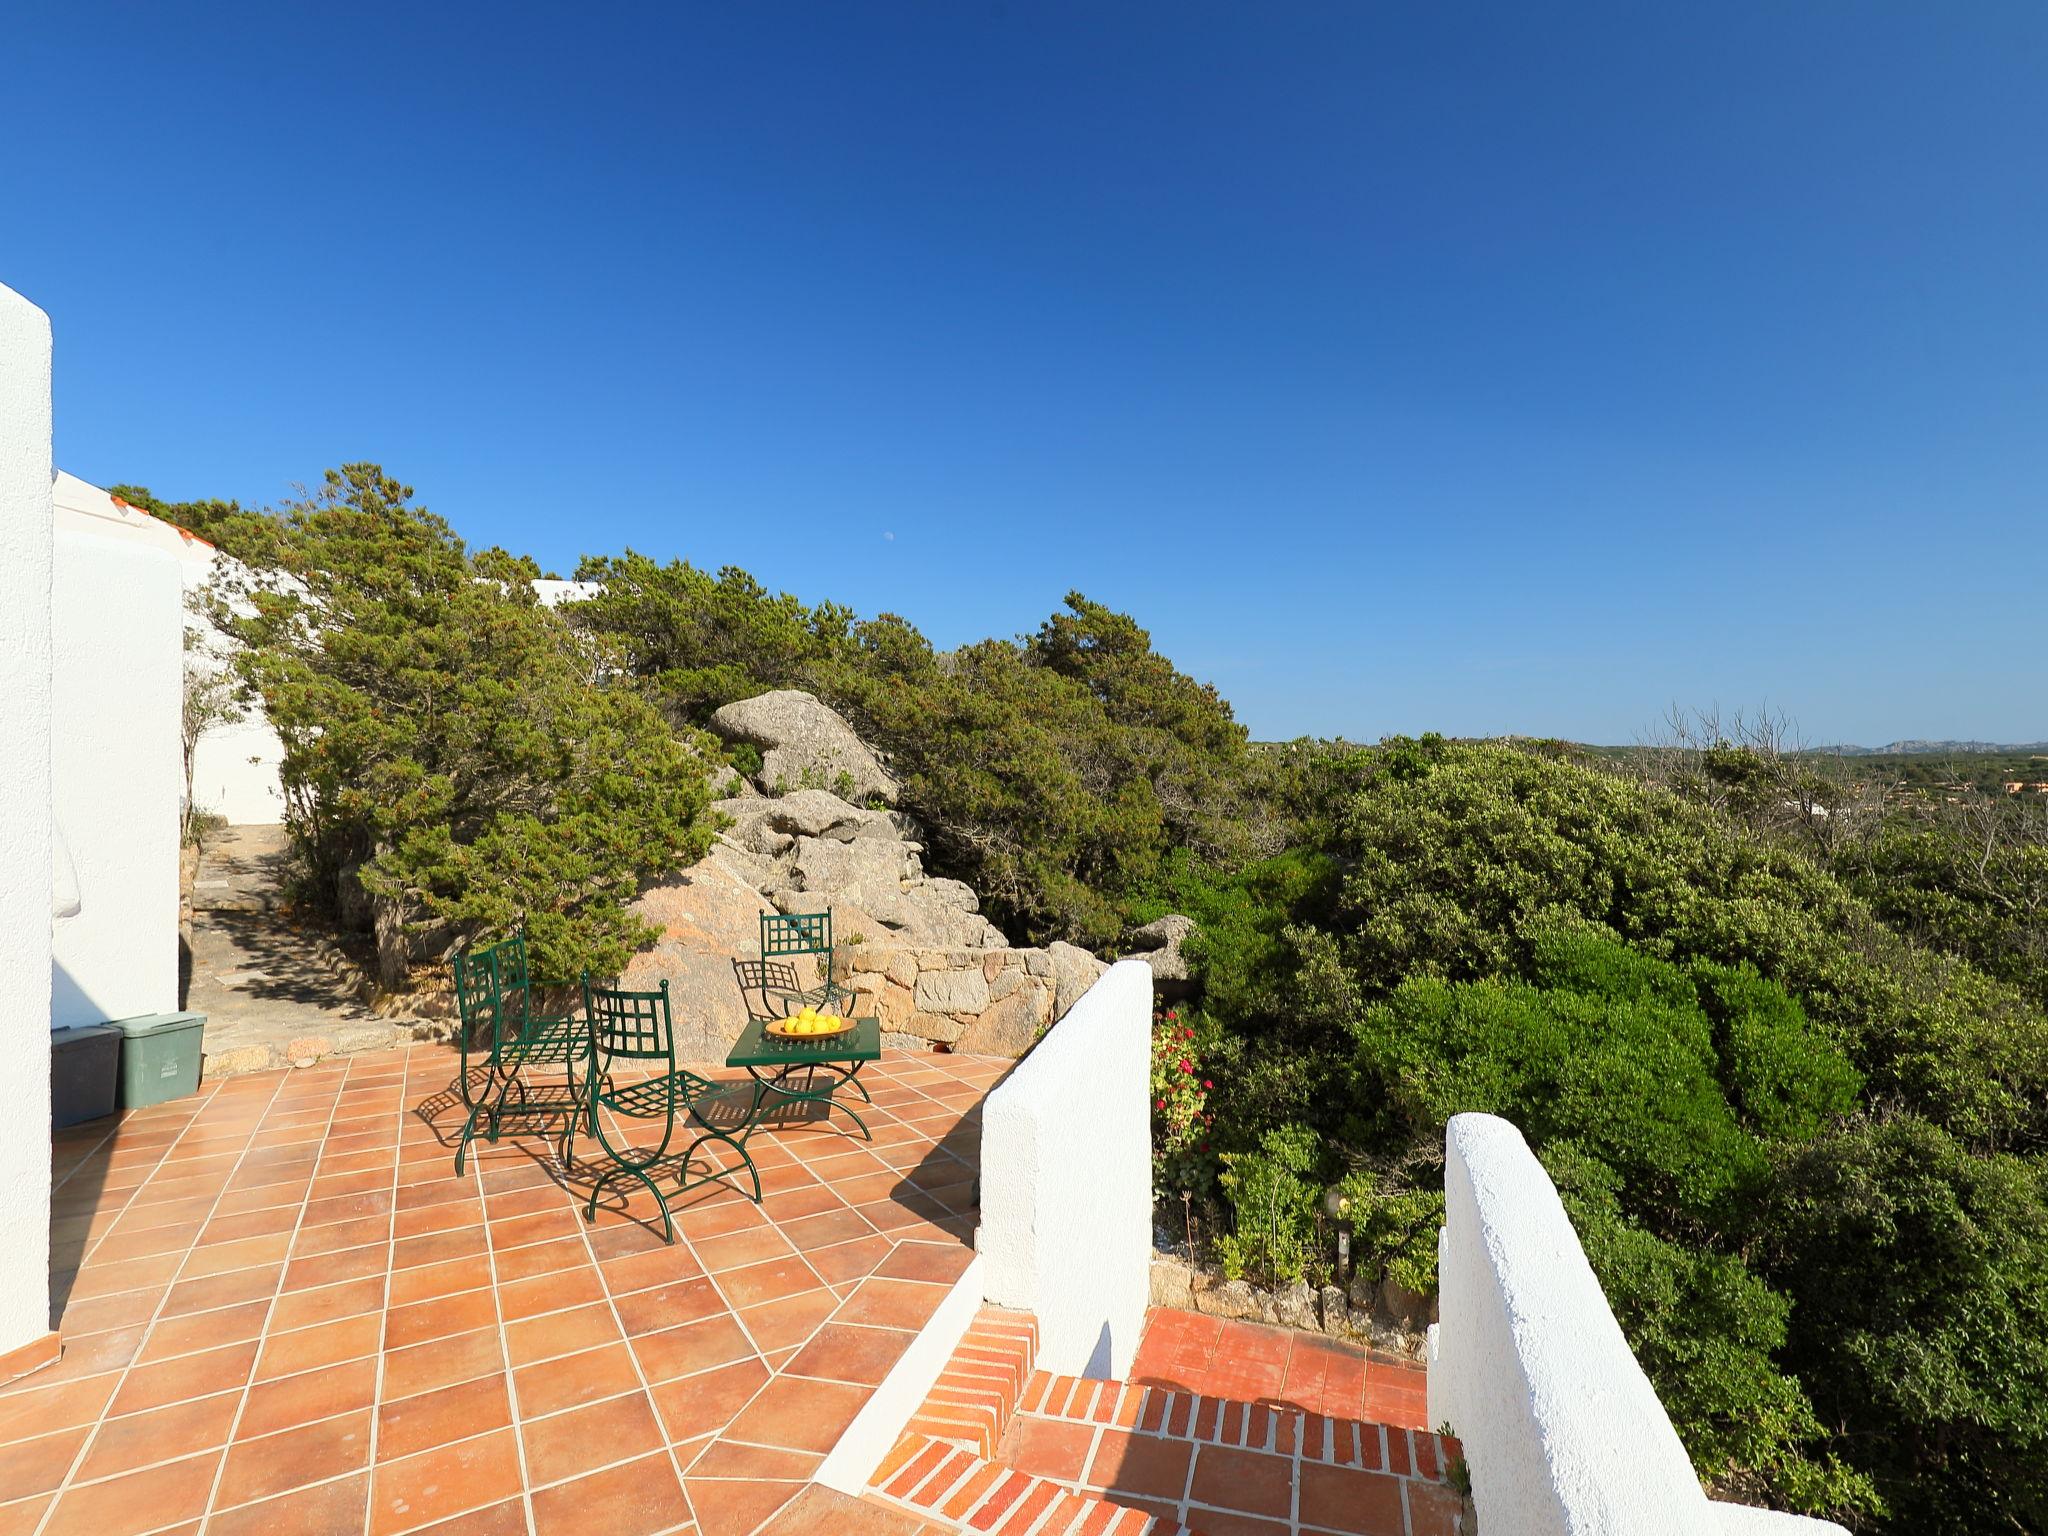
[150,465,2047,1531]
[199,467,720,985]
[567,551,1257,946]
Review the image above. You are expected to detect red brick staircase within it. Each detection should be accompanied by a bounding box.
[866,1309,1467,1536]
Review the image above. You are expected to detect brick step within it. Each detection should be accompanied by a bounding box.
[1016,1371,1459,1481]
[905,1306,1040,1458]
[873,1433,1201,1536]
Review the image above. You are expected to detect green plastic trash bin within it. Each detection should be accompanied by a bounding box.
[110,1012,207,1109]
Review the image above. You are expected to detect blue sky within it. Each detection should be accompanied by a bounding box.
[7,2,2043,744]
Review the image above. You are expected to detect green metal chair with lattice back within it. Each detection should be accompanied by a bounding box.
[760,911,847,1010]
[573,976,760,1242]
[451,933,588,1176]
[731,958,808,1028]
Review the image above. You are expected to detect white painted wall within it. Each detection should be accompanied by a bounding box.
[1427,1113,1846,1536]
[53,471,286,826]
[51,524,183,1030]
[0,282,56,1359]
[979,958,1151,1378]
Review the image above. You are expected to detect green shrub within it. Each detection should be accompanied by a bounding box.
[1216,1124,1324,1288]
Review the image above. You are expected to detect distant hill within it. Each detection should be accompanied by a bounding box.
[1815,740,2048,756]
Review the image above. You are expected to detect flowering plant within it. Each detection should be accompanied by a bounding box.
[1149,1008,1217,1198]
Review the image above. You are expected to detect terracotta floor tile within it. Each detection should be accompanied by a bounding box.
[268,1273,388,1334]
[506,1301,626,1366]
[255,1310,385,1380]
[239,1352,380,1438]
[722,1375,871,1454]
[105,1338,259,1418]
[491,1236,589,1284]
[42,1448,221,1536]
[0,1425,90,1500]
[712,1254,827,1312]
[214,1406,374,1508]
[522,1389,665,1487]
[383,1326,507,1401]
[1086,1429,1193,1502]
[613,1276,726,1337]
[806,1234,894,1287]
[785,1323,913,1387]
[633,1312,759,1384]
[834,1277,947,1332]
[370,1427,524,1536]
[530,1450,694,1535]
[514,1341,644,1419]
[597,1240,705,1297]
[1188,1445,1296,1519]
[497,1263,606,1322]
[208,1468,370,1533]
[72,1389,242,1483]
[385,1287,502,1351]
[692,1223,794,1274]
[376,1372,514,1463]
[649,1357,769,1444]
[402,1497,528,1536]
[737,1288,839,1354]
[388,1254,496,1308]
[681,1474,800,1536]
[0,1493,51,1536]
[157,1263,284,1319]
[1002,1415,1096,1483]
[875,1240,975,1285]
[1296,1462,1406,1535]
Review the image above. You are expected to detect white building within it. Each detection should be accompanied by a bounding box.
[52,471,285,827]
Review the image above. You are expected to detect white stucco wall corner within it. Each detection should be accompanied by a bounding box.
[0,281,56,1360]
[979,957,1152,1378]
[51,525,184,1031]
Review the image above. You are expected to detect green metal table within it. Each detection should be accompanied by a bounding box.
[723,1015,881,1146]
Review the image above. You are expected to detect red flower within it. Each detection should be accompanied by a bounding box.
[1202,1080,1213,1090]
[1177,1058,1191,1072]
[1182,1028,1194,1040]
[1155,1097,1166,1110]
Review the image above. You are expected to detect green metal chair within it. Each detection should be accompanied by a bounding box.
[731,958,808,1027]
[451,934,588,1176]
[574,976,760,1242]
[759,911,846,1010]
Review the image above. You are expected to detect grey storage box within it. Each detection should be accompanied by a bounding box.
[111,1011,207,1110]
[51,1025,121,1128]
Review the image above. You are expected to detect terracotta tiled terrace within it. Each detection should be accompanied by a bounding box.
[7,1041,1005,1536]
[870,1309,1461,1536]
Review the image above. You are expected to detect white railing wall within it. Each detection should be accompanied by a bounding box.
[1428,1113,1847,1536]
[979,958,1152,1378]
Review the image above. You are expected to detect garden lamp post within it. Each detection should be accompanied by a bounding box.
[1323,1186,1353,1282]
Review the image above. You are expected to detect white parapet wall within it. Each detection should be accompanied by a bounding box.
[50,524,184,1030]
[979,958,1152,1379]
[1428,1113,1847,1536]
[0,282,56,1367]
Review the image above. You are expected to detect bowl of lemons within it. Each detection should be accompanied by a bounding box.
[767,1006,854,1040]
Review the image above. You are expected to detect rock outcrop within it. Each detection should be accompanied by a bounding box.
[624,691,1116,1058]
[1124,912,1194,1000]
[708,689,900,805]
